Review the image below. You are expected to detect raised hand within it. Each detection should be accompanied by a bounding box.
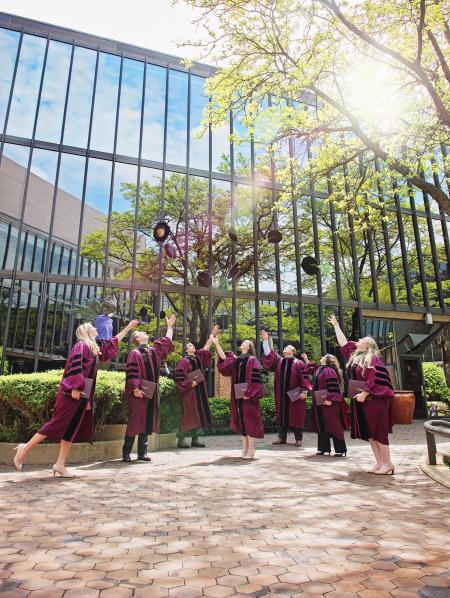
[166,314,177,328]
[211,324,220,336]
[127,319,139,330]
[301,353,309,363]
[328,314,338,327]
[260,329,269,341]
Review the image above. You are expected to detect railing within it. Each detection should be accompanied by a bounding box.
[423,420,450,465]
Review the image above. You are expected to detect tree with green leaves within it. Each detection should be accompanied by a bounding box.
[179,0,449,225]
[80,173,277,344]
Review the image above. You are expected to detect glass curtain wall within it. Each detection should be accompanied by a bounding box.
[0,18,449,375]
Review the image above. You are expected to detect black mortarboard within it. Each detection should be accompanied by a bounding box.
[228,227,238,242]
[301,255,320,275]
[160,310,166,319]
[197,271,212,287]
[153,221,171,243]
[267,230,283,243]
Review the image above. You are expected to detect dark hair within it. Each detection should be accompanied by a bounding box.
[242,339,256,356]
[324,354,344,391]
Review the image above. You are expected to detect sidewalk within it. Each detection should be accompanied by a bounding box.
[0,421,449,597]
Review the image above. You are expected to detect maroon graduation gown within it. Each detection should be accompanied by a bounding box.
[38,338,119,443]
[341,341,395,445]
[174,349,213,432]
[124,336,174,436]
[309,365,349,441]
[217,352,264,438]
[262,350,309,429]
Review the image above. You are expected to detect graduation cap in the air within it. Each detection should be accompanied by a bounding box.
[267,230,283,243]
[197,271,212,287]
[153,221,171,243]
[301,256,320,275]
[160,310,166,319]
[228,227,238,242]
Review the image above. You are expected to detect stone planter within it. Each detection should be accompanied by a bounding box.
[0,432,177,465]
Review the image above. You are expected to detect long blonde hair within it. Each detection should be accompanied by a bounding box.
[76,322,100,356]
[347,336,379,373]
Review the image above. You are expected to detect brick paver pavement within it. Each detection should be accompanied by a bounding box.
[0,422,449,598]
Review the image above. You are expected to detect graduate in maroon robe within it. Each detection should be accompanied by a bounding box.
[328,314,395,475]
[122,314,176,462]
[174,326,219,448]
[308,354,349,457]
[260,330,309,446]
[214,334,264,459]
[13,319,138,477]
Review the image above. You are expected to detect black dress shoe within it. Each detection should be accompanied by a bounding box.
[137,454,151,462]
[191,440,205,448]
[122,453,132,463]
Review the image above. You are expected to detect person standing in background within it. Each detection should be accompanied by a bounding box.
[122,315,176,463]
[260,330,309,447]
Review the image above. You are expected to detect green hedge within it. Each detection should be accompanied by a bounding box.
[0,369,293,441]
[423,363,450,402]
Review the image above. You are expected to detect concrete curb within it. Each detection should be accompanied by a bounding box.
[0,432,177,465]
[419,442,450,489]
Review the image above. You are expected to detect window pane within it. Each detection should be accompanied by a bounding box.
[189,75,209,170]
[0,221,9,268]
[54,153,86,258]
[90,52,121,153]
[80,158,111,276]
[116,58,144,158]
[22,233,35,272]
[211,180,232,288]
[235,183,255,291]
[212,117,230,174]
[0,144,30,221]
[0,28,21,131]
[63,46,97,148]
[34,237,45,273]
[166,69,188,166]
[35,40,72,143]
[23,148,59,234]
[7,34,47,138]
[142,64,166,162]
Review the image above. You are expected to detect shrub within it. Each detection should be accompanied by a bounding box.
[423,363,450,402]
[0,370,181,442]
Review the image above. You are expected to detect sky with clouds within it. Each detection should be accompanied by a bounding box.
[0,0,207,61]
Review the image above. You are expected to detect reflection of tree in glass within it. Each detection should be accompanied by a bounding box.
[81,173,276,344]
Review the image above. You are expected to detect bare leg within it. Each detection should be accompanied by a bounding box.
[243,436,255,459]
[14,433,47,470]
[53,440,74,477]
[240,435,249,457]
[56,440,72,467]
[368,438,382,472]
[374,442,395,474]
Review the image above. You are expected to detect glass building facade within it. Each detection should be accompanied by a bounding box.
[0,13,449,402]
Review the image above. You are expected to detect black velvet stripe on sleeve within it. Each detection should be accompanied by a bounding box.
[126,373,140,380]
[63,367,83,378]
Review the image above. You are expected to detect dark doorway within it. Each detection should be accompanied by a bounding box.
[399,355,427,418]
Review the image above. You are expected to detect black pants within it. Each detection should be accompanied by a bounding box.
[123,433,149,457]
[317,432,347,454]
[123,397,154,457]
[278,425,303,441]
